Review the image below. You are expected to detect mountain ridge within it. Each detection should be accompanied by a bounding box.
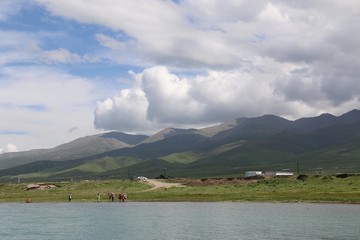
[0,131,148,170]
[0,109,359,179]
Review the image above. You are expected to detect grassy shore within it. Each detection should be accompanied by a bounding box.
[0,175,359,203]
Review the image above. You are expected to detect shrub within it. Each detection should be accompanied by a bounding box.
[336,173,350,178]
[296,175,308,181]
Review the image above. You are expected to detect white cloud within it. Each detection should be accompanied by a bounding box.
[5,0,360,139]
[37,0,242,69]
[40,48,82,63]
[94,65,312,132]
[0,143,19,154]
[272,68,325,104]
[95,61,360,132]
[94,87,151,132]
[37,1,360,82]
[0,30,96,66]
[0,66,109,150]
[94,33,138,65]
[141,66,203,123]
[96,34,128,51]
[258,2,289,23]
[0,0,25,21]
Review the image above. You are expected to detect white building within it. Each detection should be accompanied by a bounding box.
[265,171,294,177]
[275,172,294,176]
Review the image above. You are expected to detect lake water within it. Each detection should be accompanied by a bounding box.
[0,202,359,240]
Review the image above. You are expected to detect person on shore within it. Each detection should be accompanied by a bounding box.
[68,193,72,202]
[97,193,101,202]
[118,193,122,202]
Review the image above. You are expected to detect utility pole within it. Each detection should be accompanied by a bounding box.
[296,159,300,175]
[164,166,167,178]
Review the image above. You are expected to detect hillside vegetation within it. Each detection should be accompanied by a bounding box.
[0,109,359,181]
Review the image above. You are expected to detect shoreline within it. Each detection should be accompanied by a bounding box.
[1,176,359,204]
[1,199,359,204]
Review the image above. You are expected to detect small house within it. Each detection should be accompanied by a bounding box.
[275,172,294,176]
[265,171,294,177]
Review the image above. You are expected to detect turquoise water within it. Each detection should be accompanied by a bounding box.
[0,202,359,240]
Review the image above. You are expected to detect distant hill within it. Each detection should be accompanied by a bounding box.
[0,109,359,181]
[0,132,148,170]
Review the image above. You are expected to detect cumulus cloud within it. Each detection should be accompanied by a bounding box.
[0,143,19,154]
[37,0,240,69]
[94,86,150,132]
[34,0,360,131]
[94,65,292,132]
[0,0,358,151]
[272,68,325,104]
[95,64,360,132]
[141,66,202,123]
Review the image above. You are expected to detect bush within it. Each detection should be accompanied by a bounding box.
[157,174,171,179]
[336,173,349,178]
[296,175,308,181]
[321,175,334,180]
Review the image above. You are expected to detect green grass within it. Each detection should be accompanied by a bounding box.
[54,156,138,175]
[1,137,359,181]
[131,175,360,203]
[161,151,202,164]
[1,175,359,203]
[294,144,360,174]
[0,180,150,203]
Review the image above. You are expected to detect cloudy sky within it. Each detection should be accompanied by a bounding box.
[1,0,359,152]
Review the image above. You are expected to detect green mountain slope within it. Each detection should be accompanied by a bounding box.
[0,132,148,170]
[0,109,360,181]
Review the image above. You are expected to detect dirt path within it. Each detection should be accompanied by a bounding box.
[141,179,184,192]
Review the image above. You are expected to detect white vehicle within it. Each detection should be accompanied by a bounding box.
[137,176,148,180]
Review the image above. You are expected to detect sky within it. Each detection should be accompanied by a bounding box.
[1,0,360,152]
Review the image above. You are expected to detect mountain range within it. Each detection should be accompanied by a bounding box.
[0,109,359,181]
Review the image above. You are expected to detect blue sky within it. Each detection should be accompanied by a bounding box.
[1,0,360,152]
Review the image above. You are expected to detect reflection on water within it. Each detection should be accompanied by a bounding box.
[0,202,359,240]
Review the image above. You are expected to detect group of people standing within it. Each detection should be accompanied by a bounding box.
[66,192,127,202]
[107,192,127,202]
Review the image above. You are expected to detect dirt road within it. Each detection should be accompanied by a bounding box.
[141,179,183,192]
